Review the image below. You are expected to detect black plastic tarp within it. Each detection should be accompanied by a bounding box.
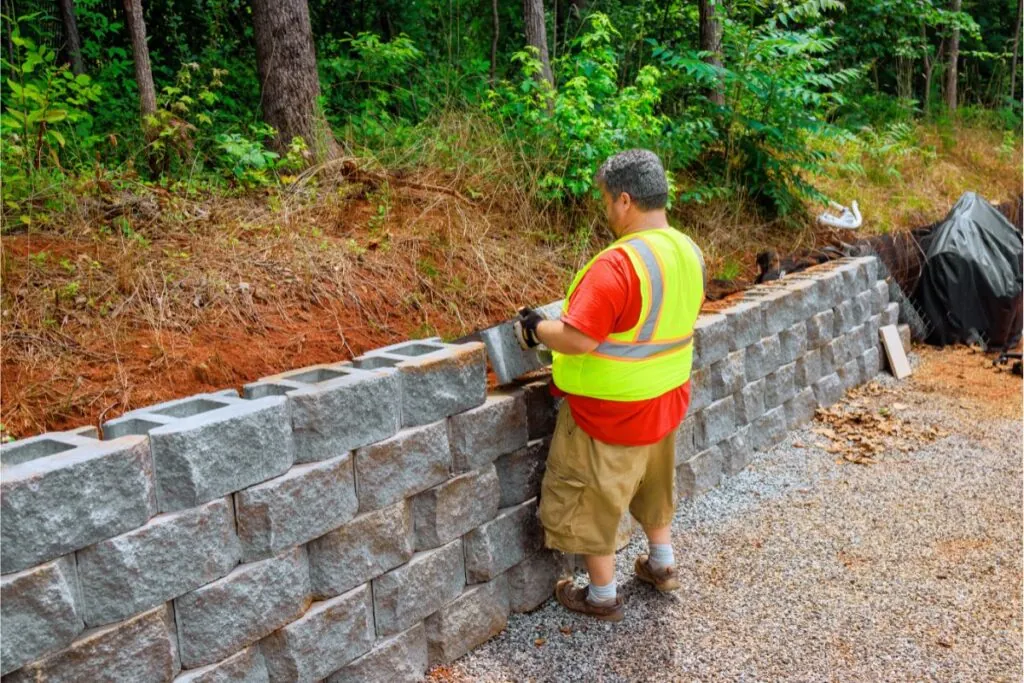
[914,192,1023,348]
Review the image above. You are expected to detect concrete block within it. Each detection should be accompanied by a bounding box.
[749,406,788,451]
[780,322,808,364]
[746,287,798,336]
[677,446,723,498]
[0,556,84,675]
[765,362,797,409]
[871,280,889,315]
[805,310,834,348]
[853,290,874,325]
[425,576,510,666]
[832,300,857,336]
[795,348,823,387]
[813,373,845,408]
[823,335,852,369]
[372,540,465,637]
[838,358,861,392]
[793,267,844,309]
[245,364,401,463]
[897,324,912,353]
[77,498,239,627]
[832,259,865,294]
[721,300,763,350]
[174,646,269,683]
[412,466,500,550]
[721,428,752,476]
[866,315,883,352]
[858,347,882,382]
[235,455,357,563]
[308,501,413,600]
[0,434,155,574]
[709,349,745,401]
[447,393,528,473]
[354,420,451,513]
[692,314,729,368]
[4,604,179,683]
[744,335,782,382]
[735,379,765,425]
[784,387,818,430]
[674,415,705,465]
[326,623,427,683]
[882,301,900,327]
[353,341,487,428]
[463,499,543,584]
[175,546,311,669]
[688,368,712,413]
[521,381,557,439]
[700,396,735,447]
[260,585,374,682]
[145,396,294,513]
[780,278,819,322]
[505,550,560,613]
[857,256,880,286]
[494,439,548,507]
[102,393,239,440]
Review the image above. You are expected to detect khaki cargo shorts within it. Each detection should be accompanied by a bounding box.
[539,402,677,556]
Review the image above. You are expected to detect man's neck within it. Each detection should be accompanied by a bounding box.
[618,210,669,237]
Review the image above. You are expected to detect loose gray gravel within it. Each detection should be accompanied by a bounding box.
[443,368,1023,682]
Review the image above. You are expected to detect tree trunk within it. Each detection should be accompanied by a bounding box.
[251,0,338,161]
[921,25,934,115]
[699,0,725,106]
[57,0,84,75]
[945,0,961,111]
[122,0,156,122]
[522,0,553,87]
[1011,0,1022,103]
[490,0,499,86]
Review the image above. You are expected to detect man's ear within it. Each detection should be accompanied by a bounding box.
[618,191,632,210]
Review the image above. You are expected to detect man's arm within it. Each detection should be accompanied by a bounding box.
[535,319,599,355]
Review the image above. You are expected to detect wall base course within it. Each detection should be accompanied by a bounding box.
[463,499,543,584]
[173,646,269,683]
[326,623,427,683]
[505,550,560,613]
[425,576,510,666]
[372,540,465,638]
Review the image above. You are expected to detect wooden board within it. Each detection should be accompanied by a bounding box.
[880,324,912,379]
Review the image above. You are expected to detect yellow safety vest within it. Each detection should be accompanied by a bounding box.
[552,226,706,401]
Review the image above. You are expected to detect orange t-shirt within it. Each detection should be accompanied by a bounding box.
[552,247,691,446]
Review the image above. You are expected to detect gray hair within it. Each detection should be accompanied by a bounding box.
[595,149,668,211]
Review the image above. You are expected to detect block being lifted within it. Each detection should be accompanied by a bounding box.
[475,300,564,386]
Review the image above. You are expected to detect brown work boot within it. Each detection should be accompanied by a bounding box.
[635,554,681,593]
[554,579,624,622]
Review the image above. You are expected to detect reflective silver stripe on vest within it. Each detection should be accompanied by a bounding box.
[623,237,664,342]
[594,334,693,359]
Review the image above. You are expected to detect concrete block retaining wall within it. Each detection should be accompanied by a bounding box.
[0,256,893,681]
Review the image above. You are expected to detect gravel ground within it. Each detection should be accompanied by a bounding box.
[440,356,1023,682]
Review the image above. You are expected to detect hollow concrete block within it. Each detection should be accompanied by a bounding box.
[447,393,528,473]
[813,373,844,408]
[795,348,824,387]
[700,396,736,447]
[677,446,723,498]
[735,378,766,425]
[463,499,543,584]
[173,646,269,683]
[780,322,808,364]
[412,466,500,551]
[749,405,788,451]
[505,550,560,613]
[326,623,427,683]
[744,335,782,382]
[721,427,752,476]
[425,576,510,666]
[494,438,548,508]
[764,362,797,409]
[805,309,835,348]
[832,300,857,336]
[521,381,558,440]
[693,314,729,368]
[688,367,712,413]
[721,299,763,351]
[871,280,889,315]
[882,301,900,327]
[354,420,451,514]
[784,387,818,430]
[709,349,745,401]
[371,540,465,638]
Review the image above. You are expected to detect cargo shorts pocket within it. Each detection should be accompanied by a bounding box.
[538,468,586,542]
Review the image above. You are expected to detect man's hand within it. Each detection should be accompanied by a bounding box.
[514,307,544,349]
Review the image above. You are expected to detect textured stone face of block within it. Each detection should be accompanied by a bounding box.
[372,540,465,637]
[687,368,711,413]
[4,605,179,683]
[307,501,413,600]
[871,280,889,315]
[677,446,723,498]
[853,290,874,325]
[793,267,844,309]
[260,585,374,683]
[354,342,487,428]
[857,256,880,287]
[700,396,735,447]
[721,428,751,476]
[750,406,788,451]
[796,348,823,387]
[721,300,763,350]
[779,322,808,364]
[833,260,865,294]
[832,300,857,336]
[425,576,510,666]
[838,358,861,392]
[1,435,155,574]
[784,387,818,430]
[846,324,868,357]
[355,421,451,513]
[693,314,729,368]
[463,499,543,584]
[823,335,851,369]
[174,646,269,683]
[175,546,311,669]
[897,324,912,353]
[781,278,819,322]
[708,349,745,401]
[882,301,900,327]
[0,556,84,675]
[813,373,845,408]
[674,415,705,465]
[805,310,834,348]
[735,379,765,425]
[494,439,548,508]
[521,381,558,439]
[247,365,401,464]
[412,466,500,550]
[505,550,560,613]
[764,362,797,409]
[148,397,294,513]
[744,335,782,382]
[447,394,528,473]
[747,287,798,336]
[326,624,427,683]
[77,497,240,627]
[234,455,357,563]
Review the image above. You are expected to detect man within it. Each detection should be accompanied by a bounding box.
[515,149,705,621]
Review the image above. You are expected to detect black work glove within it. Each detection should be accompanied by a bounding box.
[514,307,544,350]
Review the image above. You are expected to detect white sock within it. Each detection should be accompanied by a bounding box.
[587,579,617,605]
[649,543,674,570]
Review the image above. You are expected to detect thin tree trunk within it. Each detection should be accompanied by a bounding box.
[490,0,499,86]
[251,0,338,161]
[57,0,84,75]
[1011,0,1022,103]
[945,0,961,111]
[523,0,553,87]
[699,0,725,106]
[122,0,157,125]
